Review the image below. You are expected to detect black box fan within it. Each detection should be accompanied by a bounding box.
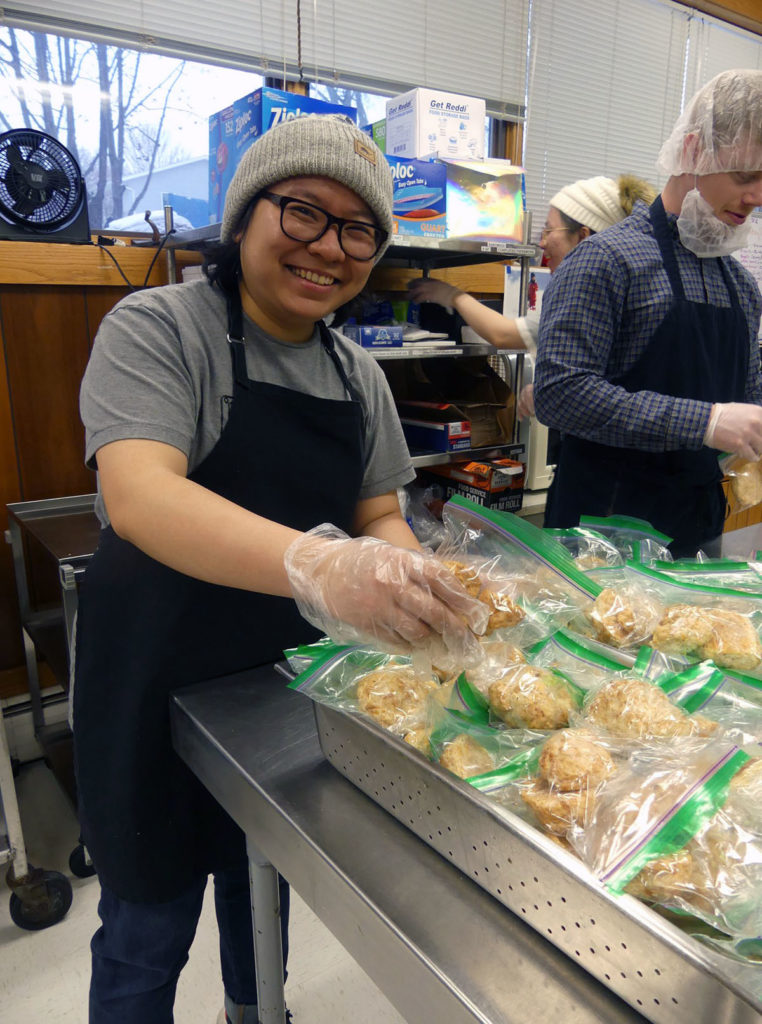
[0,128,90,243]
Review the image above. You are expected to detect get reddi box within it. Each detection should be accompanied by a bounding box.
[208,87,357,224]
[386,88,485,160]
[386,155,447,239]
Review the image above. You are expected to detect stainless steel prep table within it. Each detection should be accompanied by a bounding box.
[171,664,649,1024]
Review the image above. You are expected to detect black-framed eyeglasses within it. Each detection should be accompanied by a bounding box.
[259,191,387,261]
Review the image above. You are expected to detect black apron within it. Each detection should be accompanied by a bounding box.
[544,196,748,558]
[73,293,365,902]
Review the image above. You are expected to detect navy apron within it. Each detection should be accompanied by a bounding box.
[544,196,748,557]
[73,291,365,902]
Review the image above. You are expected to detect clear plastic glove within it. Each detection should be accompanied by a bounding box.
[517,383,535,419]
[406,278,463,309]
[704,403,762,461]
[284,524,488,667]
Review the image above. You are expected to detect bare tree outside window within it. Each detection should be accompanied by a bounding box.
[0,28,260,228]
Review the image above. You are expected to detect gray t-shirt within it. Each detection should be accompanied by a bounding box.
[80,278,415,525]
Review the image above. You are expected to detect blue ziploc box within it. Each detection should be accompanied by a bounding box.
[209,87,357,224]
[386,155,447,239]
[342,325,404,348]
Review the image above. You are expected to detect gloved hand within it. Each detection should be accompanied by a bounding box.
[517,383,535,419]
[406,278,463,309]
[284,525,488,666]
[704,403,762,461]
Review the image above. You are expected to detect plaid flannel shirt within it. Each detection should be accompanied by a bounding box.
[534,201,762,452]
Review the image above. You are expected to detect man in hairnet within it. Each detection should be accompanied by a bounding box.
[535,69,762,557]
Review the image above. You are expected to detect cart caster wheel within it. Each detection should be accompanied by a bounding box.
[9,870,73,930]
[69,844,96,878]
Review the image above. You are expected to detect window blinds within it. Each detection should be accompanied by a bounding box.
[0,1,529,117]
[522,0,762,240]
[522,0,688,238]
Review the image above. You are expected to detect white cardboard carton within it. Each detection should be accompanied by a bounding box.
[385,88,485,161]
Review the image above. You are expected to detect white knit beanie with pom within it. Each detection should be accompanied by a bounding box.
[549,176,624,233]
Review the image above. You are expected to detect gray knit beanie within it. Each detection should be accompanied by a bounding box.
[220,114,393,259]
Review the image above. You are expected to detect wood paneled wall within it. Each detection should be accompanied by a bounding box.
[0,240,194,698]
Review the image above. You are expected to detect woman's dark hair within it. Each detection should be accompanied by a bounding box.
[202,199,258,297]
[557,209,596,236]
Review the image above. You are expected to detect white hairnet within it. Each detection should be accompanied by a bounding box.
[656,69,762,176]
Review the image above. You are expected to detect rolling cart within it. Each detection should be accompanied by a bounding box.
[3,494,101,927]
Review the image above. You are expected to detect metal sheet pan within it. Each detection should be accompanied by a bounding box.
[314,702,762,1024]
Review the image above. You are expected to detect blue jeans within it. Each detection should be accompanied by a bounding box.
[89,863,290,1023]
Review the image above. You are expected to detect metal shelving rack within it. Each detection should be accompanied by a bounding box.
[165,225,538,465]
[2,494,101,926]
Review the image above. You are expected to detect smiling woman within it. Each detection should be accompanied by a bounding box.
[73,112,487,1024]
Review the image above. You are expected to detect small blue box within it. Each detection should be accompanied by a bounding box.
[342,325,404,348]
[386,156,447,239]
[208,87,357,224]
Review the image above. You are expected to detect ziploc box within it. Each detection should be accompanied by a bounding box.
[442,158,525,243]
[361,119,386,153]
[342,324,403,349]
[386,156,446,238]
[386,88,485,161]
[208,87,357,223]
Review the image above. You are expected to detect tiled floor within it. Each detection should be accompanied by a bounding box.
[0,758,406,1024]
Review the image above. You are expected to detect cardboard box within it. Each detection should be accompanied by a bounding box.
[386,155,447,239]
[361,119,386,152]
[385,88,485,161]
[208,87,357,223]
[422,458,525,512]
[442,158,525,243]
[342,324,403,348]
[397,401,471,453]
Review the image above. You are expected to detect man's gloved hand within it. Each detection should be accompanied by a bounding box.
[704,403,762,461]
[406,278,463,309]
[284,525,488,666]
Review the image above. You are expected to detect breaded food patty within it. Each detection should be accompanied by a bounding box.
[356,666,439,730]
[583,676,709,740]
[479,587,526,634]
[652,605,762,671]
[488,665,576,730]
[403,727,433,756]
[438,734,495,779]
[538,728,617,792]
[521,782,594,836]
[587,588,658,648]
[441,559,483,597]
[651,604,714,655]
[730,459,762,509]
[625,849,696,903]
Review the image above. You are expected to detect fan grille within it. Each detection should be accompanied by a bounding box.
[0,129,83,228]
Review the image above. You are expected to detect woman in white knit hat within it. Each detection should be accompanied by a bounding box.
[74,113,487,1024]
[536,69,762,557]
[408,173,656,416]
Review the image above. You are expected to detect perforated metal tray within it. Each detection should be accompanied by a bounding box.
[314,702,762,1024]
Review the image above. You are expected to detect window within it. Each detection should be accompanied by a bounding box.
[0,27,262,228]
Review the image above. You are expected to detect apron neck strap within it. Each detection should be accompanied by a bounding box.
[224,289,365,408]
[649,195,685,300]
